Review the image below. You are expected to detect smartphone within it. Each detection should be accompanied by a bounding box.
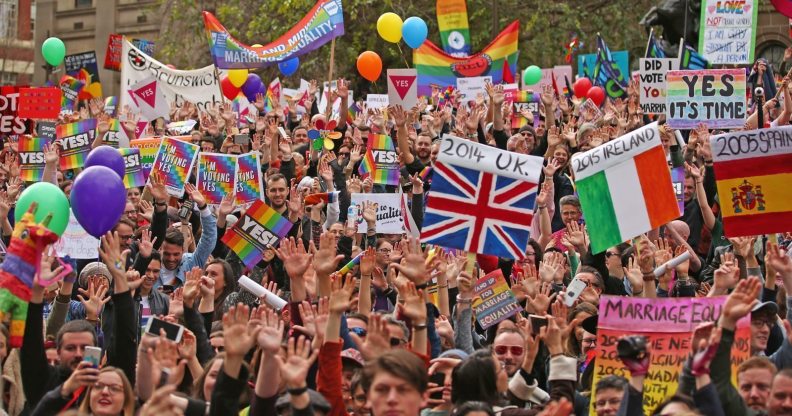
[233,134,251,145]
[178,199,194,220]
[83,346,102,368]
[563,277,588,307]
[529,314,548,336]
[277,126,288,139]
[145,317,185,343]
[429,372,445,400]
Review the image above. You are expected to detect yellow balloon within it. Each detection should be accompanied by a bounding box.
[377,12,403,43]
[228,69,248,88]
[252,44,263,48]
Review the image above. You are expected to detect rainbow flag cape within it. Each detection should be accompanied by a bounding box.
[197,152,238,205]
[413,20,519,97]
[203,0,344,69]
[359,134,400,186]
[18,135,46,182]
[222,199,293,268]
[119,148,146,188]
[56,119,96,171]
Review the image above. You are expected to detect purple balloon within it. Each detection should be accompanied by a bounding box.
[85,146,125,179]
[70,166,126,238]
[241,74,264,101]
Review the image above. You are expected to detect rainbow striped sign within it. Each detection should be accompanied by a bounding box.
[119,148,146,188]
[149,136,199,197]
[665,69,746,129]
[235,152,265,206]
[359,134,400,186]
[56,119,97,171]
[130,137,162,181]
[18,135,46,182]
[221,199,293,268]
[197,153,238,205]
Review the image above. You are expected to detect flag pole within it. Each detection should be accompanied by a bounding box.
[328,38,336,82]
[678,38,684,69]
[214,67,226,105]
[644,28,654,58]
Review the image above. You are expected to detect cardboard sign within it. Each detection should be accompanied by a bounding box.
[365,94,389,110]
[387,68,418,109]
[17,88,61,119]
[149,136,199,197]
[56,120,97,170]
[119,148,146,188]
[130,137,162,181]
[129,76,170,121]
[53,212,101,259]
[64,51,102,99]
[18,135,46,182]
[102,119,131,148]
[671,166,685,214]
[456,76,492,102]
[197,153,238,205]
[472,269,522,330]
[36,121,56,140]
[221,199,292,268]
[510,90,540,129]
[699,0,758,65]
[0,86,30,134]
[359,134,400,185]
[318,80,355,118]
[59,76,85,113]
[235,152,265,207]
[638,58,677,115]
[666,69,746,129]
[350,193,403,234]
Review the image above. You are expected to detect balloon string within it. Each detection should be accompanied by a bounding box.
[396,44,411,68]
[372,81,379,94]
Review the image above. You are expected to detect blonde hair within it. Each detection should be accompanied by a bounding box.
[78,366,135,416]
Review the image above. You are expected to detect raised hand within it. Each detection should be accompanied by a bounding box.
[713,251,740,292]
[719,277,761,329]
[527,281,555,316]
[353,314,391,361]
[276,237,312,280]
[222,304,260,358]
[360,247,376,276]
[184,183,206,209]
[253,306,285,354]
[276,335,318,388]
[400,281,427,322]
[328,273,355,314]
[139,228,157,258]
[311,232,344,276]
[391,236,432,285]
[77,276,110,320]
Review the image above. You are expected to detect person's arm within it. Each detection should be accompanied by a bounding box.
[46,278,75,337]
[147,174,171,251]
[402,282,428,356]
[452,273,476,354]
[687,162,716,230]
[41,141,59,186]
[358,248,375,317]
[185,184,218,269]
[209,305,258,416]
[392,106,415,165]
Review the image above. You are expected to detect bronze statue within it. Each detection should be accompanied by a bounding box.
[640,0,702,56]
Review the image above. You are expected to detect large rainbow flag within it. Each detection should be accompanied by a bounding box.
[203,0,344,69]
[413,20,519,97]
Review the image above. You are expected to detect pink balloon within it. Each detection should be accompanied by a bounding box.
[587,86,606,107]
[166,64,176,69]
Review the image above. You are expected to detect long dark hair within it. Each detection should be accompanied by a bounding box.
[451,350,502,407]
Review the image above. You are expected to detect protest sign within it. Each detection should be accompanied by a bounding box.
[53,212,101,259]
[166,120,197,135]
[638,58,677,115]
[149,137,200,197]
[666,69,746,129]
[121,39,222,112]
[699,0,758,65]
[221,199,293,268]
[18,136,46,182]
[359,134,400,186]
[387,69,418,109]
[365,94,389,110]
[510,90,540,129]
[104,96,118,117]
[17,88,61,119]
[119,148,146,189]
[422,134,542,259]
[105,34,124,71]
[0,86,29,134]
[318,80,354,117]
[59,76,84,113]
[592,296,750,413]
[578,98,603,120]
[197,153,238,206]
[572,123,680,253]
[472,269,522,330]
[235,152,265,206]
[709,125,792,237]
[671,166,685,214]
[130,137,162,180]
[64,51,102,99]
[56,120,97,171]
[37,121,56,141]
[456,76,492,102]
[128,76,170,121]
[102,119,130,148]
[350,193,403,234]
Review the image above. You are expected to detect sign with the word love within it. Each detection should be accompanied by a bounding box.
[387,69,418,109]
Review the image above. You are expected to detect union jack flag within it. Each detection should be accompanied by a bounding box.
[421,161,537,260]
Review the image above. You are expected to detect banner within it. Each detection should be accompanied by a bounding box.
[387,68,418,109]
[709,126,792,237]
[699,0,758,65]
[638,58,677,115]
[414,21,519,97]
[422,134,542,259]
[666,69,746,129]
[572,123,680,253]
[121,39,222,112]
[119,148,146,189]
[472,269,522,330]
[350,193,403,234]
[203,0,344,69]
[64,51,102,99]
[18,135,46,182]
[436,0,471,56]
[359,134,400,185]
[197,153,238,206]
[592,296,750,413]
[106,35,156,71]
[56,120,97,171]
[149,136,200,197]
[365,94,389,110]
[53,212,100,259]
[221,199,293,268]
[130,137,162,180]
[235,152,265,206]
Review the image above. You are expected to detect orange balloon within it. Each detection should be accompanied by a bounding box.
[356,51,382,82]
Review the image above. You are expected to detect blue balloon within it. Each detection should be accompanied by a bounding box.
[278,57,300,76]
[85,145,125,179]
[402,17,428,49]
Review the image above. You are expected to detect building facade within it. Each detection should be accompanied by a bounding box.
[0,0,34,85]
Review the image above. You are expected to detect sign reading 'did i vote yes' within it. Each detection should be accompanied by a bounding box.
[665,69,746,129]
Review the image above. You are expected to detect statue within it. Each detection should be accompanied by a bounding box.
[640,0,702,57]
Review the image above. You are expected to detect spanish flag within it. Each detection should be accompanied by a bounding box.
[710,127,792,237]
[413,21,519,97]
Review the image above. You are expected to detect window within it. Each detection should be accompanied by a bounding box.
[0,72,17,85]
[75,0,91,8]
[136,14,147,23]
[0,0,17,39]
[758,42,787,74]
[73,21,83,30]
[30,0,35,34]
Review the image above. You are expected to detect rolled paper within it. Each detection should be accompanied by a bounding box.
[653,251,692,278]
[338,252,364,275]
[238,275,287,310]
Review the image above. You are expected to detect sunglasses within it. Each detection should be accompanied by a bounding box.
[349,327,367,337]
[494,345,525,356]
[389,337,406,347]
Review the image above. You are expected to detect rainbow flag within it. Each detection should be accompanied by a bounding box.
[436,0,471,56]
[337,252,363,275]
[56,120,96,171]
[348,101,362,125]
[203,0,344,69]
[119,148,146,188]
[197,153,238,205]
[222,199,293,268]
[235,152,265,206]
[59,75,85,112]
[18,135,46,182]
[710,126,792,237]
[414,20,519,97]
[150,136,200,197]
[359,134,400,186]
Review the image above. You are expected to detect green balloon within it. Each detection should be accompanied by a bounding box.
[42,37,66,67]
[15,182,70,237]
[523,65,543,86]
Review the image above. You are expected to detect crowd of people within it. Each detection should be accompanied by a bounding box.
[0,48,791,416]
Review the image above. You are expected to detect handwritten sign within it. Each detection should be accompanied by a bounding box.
[437,134,544,183]
[350,193,403,234]
[592,296,750,414]
[197,153,237,205]
[666,69,746,129]
[53,212,101,259]
[472,269,522,330]
[0,86,30,134]
[17,88,61,119]
[235,152,264,207]
[56,120,97,170]
[456,76,492,102]
[699,0,758,65]
[638,58,677,115]
[365,94,389,110]
[149,136,199,197]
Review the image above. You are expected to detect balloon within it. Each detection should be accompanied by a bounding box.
[377,12,403,43]
[85,146,125,179]
[41,37,66,66]
[587,86,606,107]
[523,65,542,86]
[278,57,300,77]
[70,166,126,238]
[15,182,70,237]
[228,69,248,88]
[402,17,428,49]
[220,77,240,100]
[252,44,263,48]
[356,51,383,82]
[241,74,264,102]
[573,78,592,98]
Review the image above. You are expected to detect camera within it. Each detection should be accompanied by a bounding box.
[617,335,648,361]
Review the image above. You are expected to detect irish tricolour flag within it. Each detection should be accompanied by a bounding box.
[572,122,681,253]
